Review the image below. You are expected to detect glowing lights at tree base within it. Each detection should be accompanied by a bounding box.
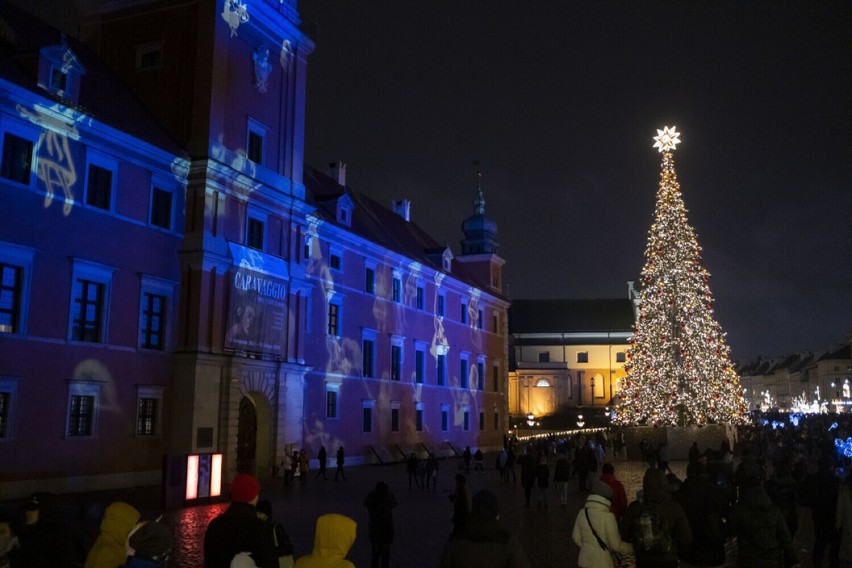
[613,127,748,427]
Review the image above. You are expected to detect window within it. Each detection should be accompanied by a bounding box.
[460,355,469,389]
[392,276,401,303]
[0,378,18,439]
[477,309,484,330]
[1,133,33,185]
[0,242,35,335]
[246,119,267,164]
[85,164,114,211]
[477,359,485,391]
[536,378,552,387]
[326,389,338,418]
[362,330,377,378]
[50,66,68,92]
[492,362,500,392]
[327,301,341,336]
[362,401,374,433]
[150,187,173,230]
[136,386,164,436]
[135,41,164,70]
[616,352,626,363]
[139,276,173,351]
[365,266,376,294]
[246,210,266,250]
[441,404,449,432]
[460,301,467,324]
[329,251,342,271]
[479,412,485,431]
[391,402,400,433]
[416,285,425,310]
[493,411,499,430]
[414,345,425,384]
[577,352,589,363]
[437,294,445,317]
[391,340,402,381]
[594,373,605,398]
[67,382,99,437]
[463,407,470,431]
[437,354,446,386]
[69,259,115,343]
[492,313,499,333]
[538,352,550,363]
[415,402,424,432]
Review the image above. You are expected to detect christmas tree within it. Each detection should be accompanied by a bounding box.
[613,127,748,427]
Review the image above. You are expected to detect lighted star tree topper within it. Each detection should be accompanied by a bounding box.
[613,126,748,427]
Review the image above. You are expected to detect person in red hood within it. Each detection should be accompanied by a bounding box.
[599,463,628,522]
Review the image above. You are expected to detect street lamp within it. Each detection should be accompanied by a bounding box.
[576,414,585,428]
[589,376,595,406]
[526,412,535,427]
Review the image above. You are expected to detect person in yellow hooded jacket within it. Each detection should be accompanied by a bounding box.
[84,501,141,568]
[294,514,356,568]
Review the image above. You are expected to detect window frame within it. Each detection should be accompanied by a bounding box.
[328,245,342,271]
[414,341,427,384]
[460,300,467,324]
[441,404,449,432]
[0,119,40,188]
[136,385,165,436]
[362,400,374,433]
[66,381,100,438]
[437,293,445,317]
[577,351,589,364]
[68,259,116,343]
[138,275,174,351]
[325,383,341,419]
[463,406,470,431]
[476,358,485,392]
[416,284,425,310]
[149,176,177,231]
[0,241,36,335]
[0,131,35,186]
[365,262,376,295]
[415,402,424,432]
[246,206,268,251]
[0,377,19,440]
[390,336,403,381]
[392,272,402,303]
[327,298,342,337]
[83,151,118,212]
[361,329,377,378]
[437,353,447,386]
[246,117,268,165]
[460,352,469,389]
[390,401,400,433]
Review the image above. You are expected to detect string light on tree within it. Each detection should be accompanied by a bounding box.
[613,126,748,427]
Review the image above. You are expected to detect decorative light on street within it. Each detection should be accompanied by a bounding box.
[526,412,535,427]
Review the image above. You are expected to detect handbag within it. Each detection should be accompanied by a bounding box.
[584,508,625,567]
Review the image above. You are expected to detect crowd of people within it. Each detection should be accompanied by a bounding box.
[8,413,852,567]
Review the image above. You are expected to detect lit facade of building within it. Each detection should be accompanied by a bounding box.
[0,1,508,497]
[508,292,636,426]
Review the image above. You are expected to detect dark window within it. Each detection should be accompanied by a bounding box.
[304,241,310,262]
[330,254,341,270]
[391,345,402,381]
[151,188,173,229]
[139,49,162,69]
[479,412,485,431]
[247,130,263,163]
[437,295,445,317]
[392,278,401,302]
[86,165,112,210]
[415,350,424,384]
[577,352,589,363]
[0,392,9,438]
[416,407,423,432]
[1,133,33,184]
[437,354,446,386]
[362,407,372,433]
[391,407,399,432]
[460,303,467,324]
[247,218,264,249]
[140,292,166,350]
[493,314,498,332]
[50,67,67,92]
[327,303,340,336]
[616,352,626,363]
[478,309,484,329]
[137,397,158,435]
[72,279,103,342]
[339,209,348,224]
[538,352,550,363]
[365,268,375,294]
[0,264,22,333]
[460,359,468,389]
[326,391,337,418]
[493,412,499,430]
[416,286,424,310]
[477,362,485,391]
[68,394,94,436]
[463,410,470,431]
[362,339,375,377]
[441,407,448,431]
[493,365,499,392]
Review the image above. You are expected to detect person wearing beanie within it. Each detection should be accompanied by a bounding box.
[124,521,173,567]
[441,490,530,568]
[599,463,629,523]
[572,481,633,568]
[84,501,141,568]
[204,474,277,568]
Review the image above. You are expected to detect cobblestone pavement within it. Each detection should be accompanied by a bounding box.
[2,455,818,567]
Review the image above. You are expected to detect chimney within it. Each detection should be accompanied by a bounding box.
[392,199,411,221]
[328,161,347,186]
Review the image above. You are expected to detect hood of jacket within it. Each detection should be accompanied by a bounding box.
[584,493,612,510]
[312,514,356,558]
[100,501,141,542]
[642,467,672,504]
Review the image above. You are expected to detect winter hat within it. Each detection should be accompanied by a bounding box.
[591,481,613,501]
[128,521,173,561]
[230,474,261,504]
[471,489,500,519]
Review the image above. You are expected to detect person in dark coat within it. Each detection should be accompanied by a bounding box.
[363,481,397,568]
[203,474,277,568]
[726,475,797,568]
[449,474,470,536]
[335,446,346,481]
[764,456,800,539]
[314,445,327,480]
[674,462,727,568]
[462,447,471,474]
[534,456,550,509]
[406,453,420,489]
[801,457,840,568]
[441,490,530,568]
[621,468,693,568]
[13,492,77,568]
[519,450,536,508]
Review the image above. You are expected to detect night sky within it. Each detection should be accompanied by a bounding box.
[300,1,852,361]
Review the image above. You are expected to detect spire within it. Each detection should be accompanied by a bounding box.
[460,161,498,255]
[474,167,485,215]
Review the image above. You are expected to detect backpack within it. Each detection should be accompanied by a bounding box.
[271,522,294,557]
[632,503,674,557]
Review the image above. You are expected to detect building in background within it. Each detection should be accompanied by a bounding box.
[0,0,507,497]
[507,287,636,429]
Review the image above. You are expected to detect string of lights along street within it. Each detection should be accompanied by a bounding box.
[613,127,748,427]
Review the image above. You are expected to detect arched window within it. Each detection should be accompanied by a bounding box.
[535,378,551,388]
